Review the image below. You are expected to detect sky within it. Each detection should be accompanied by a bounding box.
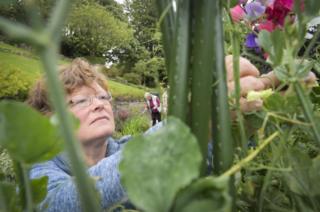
[114,0,125,4]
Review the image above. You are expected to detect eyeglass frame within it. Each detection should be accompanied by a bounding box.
[68,92,112,109]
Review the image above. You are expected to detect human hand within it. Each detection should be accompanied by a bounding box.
[225,55,265,113]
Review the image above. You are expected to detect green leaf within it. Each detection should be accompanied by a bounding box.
[264,92,301,115]
[119,117,202,212]
[0,182,20,212]
[31,176,48,204]
[258,29,285,66]
[258,30,272,56]
[0,101,63,164]
[283,148,320,196]
[172,176,232,212]
[270,29,284,66]
[273,65,290,82]
[295,60,314,79]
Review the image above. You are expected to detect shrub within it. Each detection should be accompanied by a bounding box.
[101,66,122,79]
[0,148,15,182]
[123,72,141,85]
[116,115,150,138]
[0,64,32,101]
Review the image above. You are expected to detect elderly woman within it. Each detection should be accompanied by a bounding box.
[27,57,315,211]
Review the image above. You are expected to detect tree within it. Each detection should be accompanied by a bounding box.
[105,39,150,72]
[61,2,134,58]
[133,56,165,87]
[96,0,128,22]
[124,0,159,54]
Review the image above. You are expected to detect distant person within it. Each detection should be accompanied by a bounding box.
[144,92,161,126]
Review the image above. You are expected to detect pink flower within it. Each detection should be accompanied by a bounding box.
[265,0,292,26]
[230,5,246,22]
[277,0,294,10]
[257,20,277,31]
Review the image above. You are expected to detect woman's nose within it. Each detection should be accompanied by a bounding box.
[91,97,105,110]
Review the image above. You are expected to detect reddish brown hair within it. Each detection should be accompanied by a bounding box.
[27,58,108,114]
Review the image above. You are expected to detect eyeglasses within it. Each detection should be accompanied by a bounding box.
[68,92,112,109]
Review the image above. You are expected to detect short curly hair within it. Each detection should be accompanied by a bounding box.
[27,58,109,115]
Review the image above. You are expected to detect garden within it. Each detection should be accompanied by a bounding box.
[1,0,320,211]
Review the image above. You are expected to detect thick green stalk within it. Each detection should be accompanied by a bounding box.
[211,0,234,174]
[47,0,73,41]
[0,18,48,47]
[22,164,33,212]
[293,82,320,144]
[230,30,247,151]
[167,0,191,122]
[156,0,176,72]
[14,162,33,212]
[190,0,215,175]
[24,0,43,30]
[39,45,100,212]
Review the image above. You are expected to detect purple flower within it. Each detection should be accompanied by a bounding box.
[245,1,266,21]
[245,33,259,48]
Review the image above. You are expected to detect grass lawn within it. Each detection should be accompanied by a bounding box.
[0,42,146,101]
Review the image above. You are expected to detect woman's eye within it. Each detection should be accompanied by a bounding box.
[99,95,108,100]
[98,94,111,101]
[75,98,88,105]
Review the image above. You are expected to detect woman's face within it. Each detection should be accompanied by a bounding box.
[67,82,115,143]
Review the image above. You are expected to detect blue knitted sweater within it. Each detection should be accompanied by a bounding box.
[29,135,132,211]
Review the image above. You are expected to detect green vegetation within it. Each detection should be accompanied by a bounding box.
[0,42,146,101]
[114,115,150,138]
[2,0,320,212]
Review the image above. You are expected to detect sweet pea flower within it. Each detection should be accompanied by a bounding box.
[245,1,266,21]
[230,5,246,22]
[245,33,259,48]
[245,32,262,53]
[266,0,292,26]
[257,20,277,31]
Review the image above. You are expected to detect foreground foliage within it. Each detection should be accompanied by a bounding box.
[1,0,320,212]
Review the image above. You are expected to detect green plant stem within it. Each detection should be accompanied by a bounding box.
[39,45,100,212]
[156,0,175,72]
[0,18,48,47]
[24,0,43,29]
[230,25,247,152]
[14,162,33,212]
[47,0,73,41]
[22,164,33,212]
[293,82,320,145]
[211,0,234,175]
[268,112,311,126]
[222,132,279,177]
[190,0,215,175]
[167,0,191,123]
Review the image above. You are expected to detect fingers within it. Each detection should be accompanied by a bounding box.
[230,98,263,120]
[260,71,317,89]
[304,71,317,85]
[260,71,280,89]
[225,55,260,81]
[240,98,263,113]
[228,76,266,96]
